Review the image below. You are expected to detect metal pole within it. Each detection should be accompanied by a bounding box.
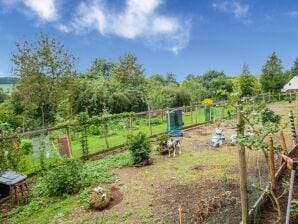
[237,102,249,224]
[286,169,296,224]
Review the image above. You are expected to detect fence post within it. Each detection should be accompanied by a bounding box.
[195,105,198,124]
[148,102,152,136]
[279,130,288,155]
[104,123,109,149]
[129,114,133,128]
[66,126,73,157]
[190,104,193,124]
[237,102,249,224]
[268,135,276,189]
[221,103,225,119]
[278,93,281,101]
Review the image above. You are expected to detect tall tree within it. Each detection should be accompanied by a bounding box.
[289,57,298,79]
[86,58,113,80]
[112,53,145,87]
[201,70,225,89]
[165,72,177,84]
[237,64,258,97]
[11,33,75,127]
[260,52,286,93]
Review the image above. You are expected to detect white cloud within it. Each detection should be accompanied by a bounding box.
[1,0,58,21]
[23,0,58,21]
[286,11,298,18]
[70,0,190,54]
[212,0,250,22]
[57,24,71,32]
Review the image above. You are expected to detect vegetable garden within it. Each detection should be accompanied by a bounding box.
[2,95,298,224]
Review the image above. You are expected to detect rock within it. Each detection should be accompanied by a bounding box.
[89,186,111,210]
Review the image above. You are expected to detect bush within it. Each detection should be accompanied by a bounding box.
[20,140,33,155]
[89,124,101,136]
[126,132,151,164]
[45,159,83,197]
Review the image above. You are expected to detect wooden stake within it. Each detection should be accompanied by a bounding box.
[279,130,288,155]
[195,105,198,124]
[268,136,276,189]
[190,105,193,124]
[103,123,109,149]
[237,102,249,224]
[66,126,73,157]
[148,102,152,136]
[178,205,182,224]
[221,103,225,120]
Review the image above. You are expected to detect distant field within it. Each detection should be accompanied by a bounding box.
[0,83,13,93]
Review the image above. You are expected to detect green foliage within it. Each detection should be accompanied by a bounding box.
[127,132,151,164]
[89,124,101,136]
[261,108,281,125]
[0,123,25,171]
[21,139,33,155]
[260,52,288,93]
[235,64,259,97]
[45,159,83,197]
[11,33,76,127]
[291,199,298,218]
[76,112,89,155]
[112,53,145,87]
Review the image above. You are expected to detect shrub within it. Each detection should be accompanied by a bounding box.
[126,132,151,164]
[45,159,83,197]
[20,140,33,155]
[89,124,101,136]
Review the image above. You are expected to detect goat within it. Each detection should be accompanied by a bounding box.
[166,139,181,157]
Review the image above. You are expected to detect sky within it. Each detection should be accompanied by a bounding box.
[1,0,298,80]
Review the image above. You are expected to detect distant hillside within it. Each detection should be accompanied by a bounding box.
[0,77,18,84]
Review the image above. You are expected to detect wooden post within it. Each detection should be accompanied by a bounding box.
[195,105,198,124]
[278,93,281,101]
[279,130,288,155]
[210,105,212,122]
[66,126,73,157]
[237,102,249,224]
[268,136,276,189]
[129,114,133,128]
[178,205,183,224]
[221,103,225,119]
[166,108,170,132]
[290,92,292,102]
[103,123,109,149]
[148,102,152,136]
[190,105,193,124]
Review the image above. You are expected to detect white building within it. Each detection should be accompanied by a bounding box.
[282,76,298,92]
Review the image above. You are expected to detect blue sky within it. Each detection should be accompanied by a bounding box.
[1,0,298,80]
